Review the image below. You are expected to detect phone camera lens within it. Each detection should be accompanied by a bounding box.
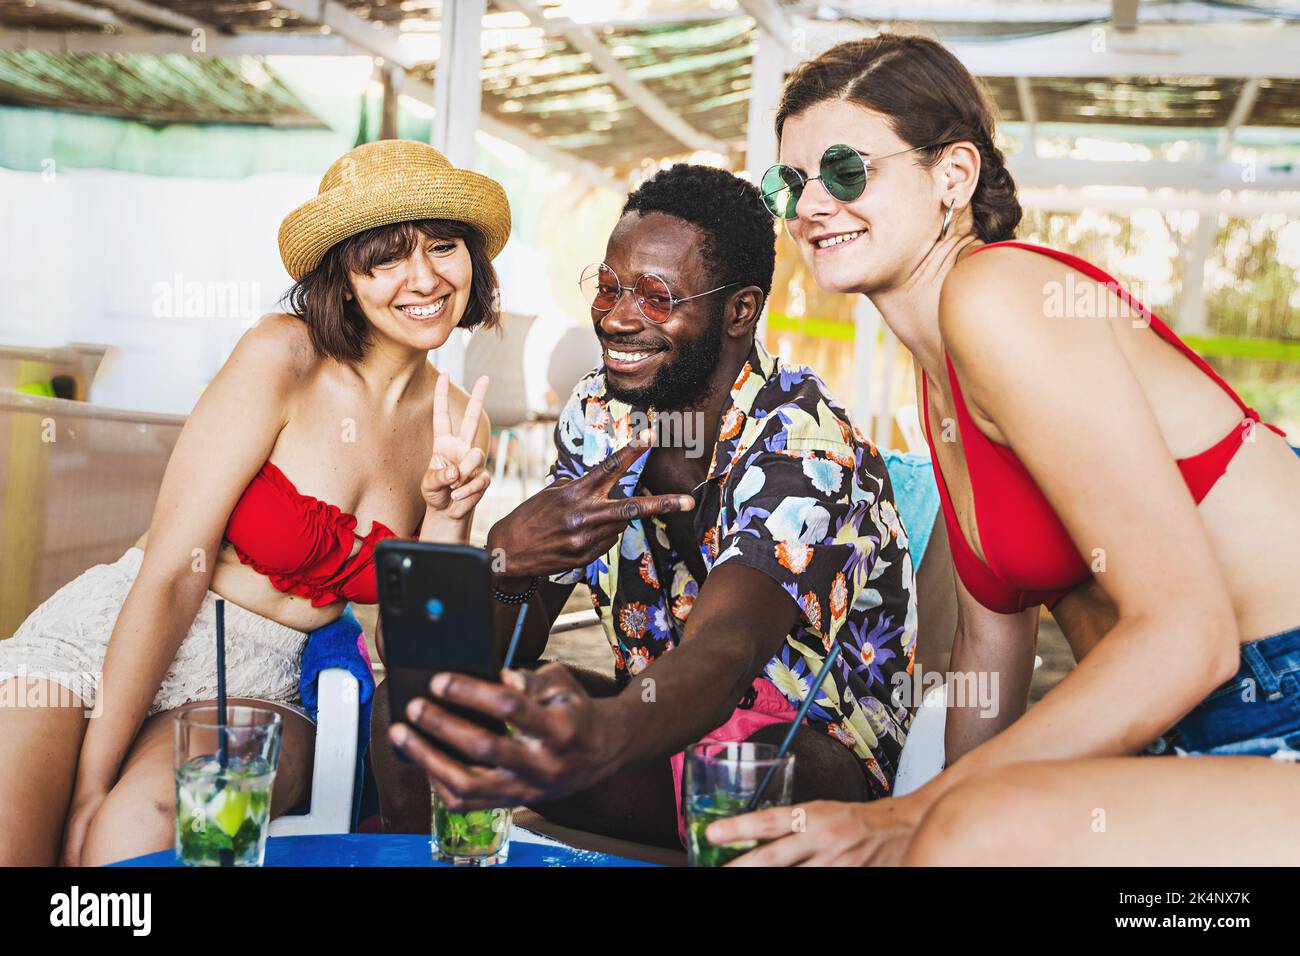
[425,598,444,622]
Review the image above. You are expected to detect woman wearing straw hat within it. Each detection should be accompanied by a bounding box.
[708,34,1300,865]
[0,139,511,866]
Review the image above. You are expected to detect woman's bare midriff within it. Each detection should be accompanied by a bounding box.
[133,531,350,633]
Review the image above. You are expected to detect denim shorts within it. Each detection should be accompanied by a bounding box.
[1154,625,1300,759]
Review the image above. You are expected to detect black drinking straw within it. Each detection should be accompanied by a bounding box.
[745,644,842,813]
[215,598,228,770]
[215,598,233,867]
[501,603,529,672]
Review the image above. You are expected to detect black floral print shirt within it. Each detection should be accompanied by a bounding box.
[546,340,917,794]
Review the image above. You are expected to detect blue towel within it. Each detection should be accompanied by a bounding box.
[300,605,375,756]
[882,449,941,570]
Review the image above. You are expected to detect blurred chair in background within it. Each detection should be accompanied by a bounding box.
[522,324,604,482]
[463,312,546,497]
[546,325,602,415]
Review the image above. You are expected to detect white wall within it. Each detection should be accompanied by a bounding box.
[0,165,572,415]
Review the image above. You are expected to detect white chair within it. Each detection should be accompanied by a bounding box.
[893,683,947,796]
[464,313,542,497]
[893,654,1044,796]
[894,404,929,456]
[269,668,361,836]
[546,325,602,413]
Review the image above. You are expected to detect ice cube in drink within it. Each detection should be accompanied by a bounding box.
[174,755,275,867]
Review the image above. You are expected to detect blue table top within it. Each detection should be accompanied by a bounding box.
[112,831,655,868]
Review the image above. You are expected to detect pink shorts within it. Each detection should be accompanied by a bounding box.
[669,677,798,846]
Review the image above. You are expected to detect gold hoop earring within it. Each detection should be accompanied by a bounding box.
[939,200,955,239]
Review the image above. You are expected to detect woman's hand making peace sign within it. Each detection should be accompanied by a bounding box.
[421,372,491,522]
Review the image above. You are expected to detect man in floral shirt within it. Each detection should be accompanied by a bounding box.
[548,336,917,798]
[386,164,916,848]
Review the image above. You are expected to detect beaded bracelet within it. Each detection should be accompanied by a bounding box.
[493,576,539,605]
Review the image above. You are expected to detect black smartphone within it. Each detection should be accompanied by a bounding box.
[375,540,506,764]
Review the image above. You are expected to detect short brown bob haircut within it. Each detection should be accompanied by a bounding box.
[281,219,500,364]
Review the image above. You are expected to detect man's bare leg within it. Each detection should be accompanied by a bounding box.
[528,671,872,849]
[371,677,430,833]
[374,663,874,846]
[743,722,872,805]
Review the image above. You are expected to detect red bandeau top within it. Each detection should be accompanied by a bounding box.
[921,241,1287,615]
[224,460,400,607]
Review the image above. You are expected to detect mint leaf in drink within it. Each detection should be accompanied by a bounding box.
[233,817,262,855]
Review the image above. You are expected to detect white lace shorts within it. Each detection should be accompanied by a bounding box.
[0,547,309,717]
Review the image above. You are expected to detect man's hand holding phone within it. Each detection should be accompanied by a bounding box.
[388,434,696,807]
[388,663,619,810]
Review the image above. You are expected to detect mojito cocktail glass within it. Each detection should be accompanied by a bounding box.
[431,791,512,866]
[173,705,282,867]
[685,741,794,867]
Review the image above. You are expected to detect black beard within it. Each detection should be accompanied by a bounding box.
[603,302,726,412]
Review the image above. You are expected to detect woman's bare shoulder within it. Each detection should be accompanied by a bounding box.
[229,313,321,390]
[939,243,1102,363]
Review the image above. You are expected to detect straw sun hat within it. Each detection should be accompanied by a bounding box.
[278,139,512,281]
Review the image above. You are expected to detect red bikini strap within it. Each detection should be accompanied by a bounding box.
[974,241,1287,439]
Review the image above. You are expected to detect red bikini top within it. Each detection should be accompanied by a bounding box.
[224,460,400,607]
[922,241,1287,615]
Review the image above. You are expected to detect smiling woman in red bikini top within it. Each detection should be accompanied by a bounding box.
[707,32,1300,867]
[0,139,510,868]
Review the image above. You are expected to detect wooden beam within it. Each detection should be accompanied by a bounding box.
[1176,211,1218,334]
[1112,0,1139,32]
[736,0,793,44]
[796,22,1300,78]
[1014,76,1039,157]
[796,2,1279,25]
[273,0,413,69]
[1218,77,1262,157]
[379,63,402,140]
[1010,156,1300,192]
[1019,187,1300,216]
[496,0,729,155]
[747,26,784,344]
[0,27,353,56]
[476,113,624,195]
[429,0,483,169]
[30,0,133,31]
[745,27,783,177]
[426,0,483,387]
[400,73,623,195]
[483,6,743,40]
[93,0,208,33]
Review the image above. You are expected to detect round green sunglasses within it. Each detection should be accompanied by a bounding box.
[760,143,944,220]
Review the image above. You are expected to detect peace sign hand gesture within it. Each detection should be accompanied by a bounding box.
[483,430,695,581]
[421,373,490,521]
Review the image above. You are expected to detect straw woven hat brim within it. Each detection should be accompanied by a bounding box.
[278,139,512,281]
